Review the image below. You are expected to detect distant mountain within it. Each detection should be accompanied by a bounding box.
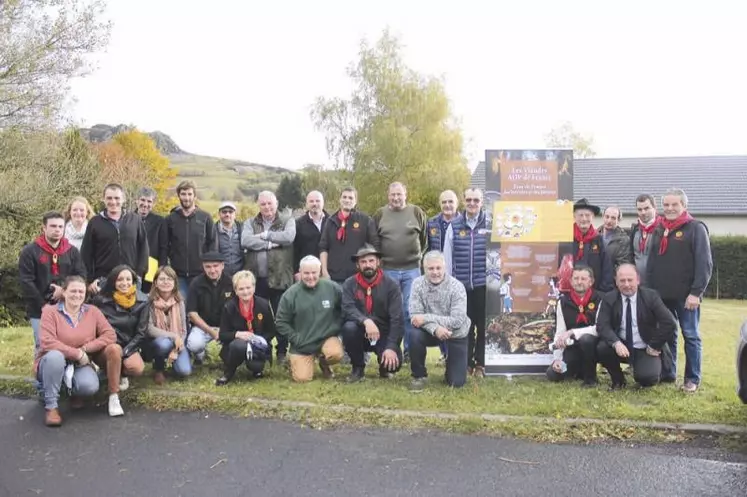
[79,123,184,155]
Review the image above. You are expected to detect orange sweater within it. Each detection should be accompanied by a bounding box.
[34,304,116,373]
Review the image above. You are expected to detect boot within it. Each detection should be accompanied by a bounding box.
[346,366,365,383]
[45,408,62,427]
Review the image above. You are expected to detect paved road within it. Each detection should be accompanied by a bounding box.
[0,397,745,497]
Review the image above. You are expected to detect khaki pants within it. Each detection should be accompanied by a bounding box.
[288,337,344,383]
[92,344,145,394]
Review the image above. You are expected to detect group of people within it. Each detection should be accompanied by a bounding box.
[17,178,711,428]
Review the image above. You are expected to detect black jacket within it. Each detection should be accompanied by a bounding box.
[293,211,329,272]
[18,241,86,318]
[319,210,380,282]
[94,291,150,357]
[557,290,604,331]
[218,296,276,345]
[596,286,677,351]
[559,234,613,292]
[600,226,633,271]
[341,272,403,352]
[80,212,149,282]
[166,207,215,278]
[141,212,169,267]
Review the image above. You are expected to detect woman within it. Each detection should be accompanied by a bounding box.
[93,265,147,395]
[148,266,191,385]
[215,270,275,386]
[64,196,94,250]
[35,275,121,426]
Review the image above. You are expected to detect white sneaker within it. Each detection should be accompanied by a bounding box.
[108,394,124,417]
[119,377,129,392]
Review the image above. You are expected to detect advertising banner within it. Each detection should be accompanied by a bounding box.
[483,149,574,375]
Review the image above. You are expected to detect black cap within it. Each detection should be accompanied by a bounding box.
[201,251,225,263]
[350,244,383,262]
[573,198,601,216]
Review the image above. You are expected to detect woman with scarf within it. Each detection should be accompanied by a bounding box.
[64,196,94,251]
[35,275,118,426]
[215,270,275,386]
[93,265,147,403]
[147,266,191,385]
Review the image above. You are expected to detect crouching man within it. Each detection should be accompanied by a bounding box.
[408,251,471,391]
[341,245,404,383]
[596,264,677,390]
[276,255,344,382]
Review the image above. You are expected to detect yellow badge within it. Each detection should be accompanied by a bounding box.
[675,231,683,238]
[459,230,467,237]
[353,222,359,229]
[430,227,437,236]
[257,313,263,321]
[588,302,596,310]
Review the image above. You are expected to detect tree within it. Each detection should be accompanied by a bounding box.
[544,121,597,158]
[0,0,112,129]
[92,141,150,207]
[300,164,350,212]
[113,130,176,211]
[311,29,469,215]
[275,174,304,209]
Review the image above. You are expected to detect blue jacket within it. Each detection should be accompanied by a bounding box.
[451,210,488,290]
[426,213,461,252]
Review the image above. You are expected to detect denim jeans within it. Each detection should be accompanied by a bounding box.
[383,267,420,353]
[177,276,196,304]
[29,318,41,352]
[151,337,192,377]
[186,326,214,360]
[37,350,100,409]
[663,299,702,384]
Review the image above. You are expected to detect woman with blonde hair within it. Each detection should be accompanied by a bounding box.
[64,196,94,250]
[147,266,191,385]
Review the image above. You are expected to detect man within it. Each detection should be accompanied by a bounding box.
[166,180,215,299]
[450,188,488,377]
[320,187,380,284]
[599,205,632,270]
[408,251,471,391]
[563,198,612,292]
[135,187,168,293]
[19,211,86,350]
[275,255,344,382]
[242,190,296,364]
[596,264,677,389]
[294,191,328,279]
[546,265,603,387]
[647,188,713,392]
[372,182,427,361]
[213,201,244,277]
[629,194,661,286]
[80,183,149,293]
[185,252,234,364]
[341,245,404,383]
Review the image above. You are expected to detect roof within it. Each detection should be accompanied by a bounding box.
[470,155,747,216]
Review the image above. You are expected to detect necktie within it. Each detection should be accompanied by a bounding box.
[625,297,634,351]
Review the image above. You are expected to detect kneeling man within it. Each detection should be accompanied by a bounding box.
[596,263,677,389]
[276,255,344,382]
[547,265,603,387]
[409,251,471,391]
[342,245,404,382]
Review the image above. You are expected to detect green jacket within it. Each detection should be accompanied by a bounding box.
[275,279,342,355]
[242,210,295,290]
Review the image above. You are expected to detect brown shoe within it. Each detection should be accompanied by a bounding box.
[154,371,166,386]
[318,355,334,379]
[45,408,62,427]
[69,396,85,410]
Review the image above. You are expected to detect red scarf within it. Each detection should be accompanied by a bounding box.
[637,216,662,253]
[573,223,598,261]
[35,235,72,276]
[569,289,594,325]
[336,211,350,242]
[355,269,383,314]
[658,212,694,255]
[238,298,254,331]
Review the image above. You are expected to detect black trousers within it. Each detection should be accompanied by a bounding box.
[597,341,661,387]
[545,334,599,382]
[410,328,468,387]
[466,286,487,368]
[219,339,266,378]
[341,321,402,373]
[255,277,288,356]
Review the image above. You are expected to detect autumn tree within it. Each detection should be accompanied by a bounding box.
[300,164,350,212]
[275,174,304,209]
[0,0,112,129]
[544,121,597,158]
[312,29,469,215]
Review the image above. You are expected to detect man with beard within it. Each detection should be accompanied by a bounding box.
[166,180,215,299]
[341,245,404,383]
[546,265,603,387]
[294,191,328,280]
[563,198,612,292]
[647,188,712,392]
[19,211,86,351]
[320,187,380,284]
[599,205,632,271]
[81,184,149,294]
[212,201,245,277]
[629,194,661,286]
[135,187,168,293]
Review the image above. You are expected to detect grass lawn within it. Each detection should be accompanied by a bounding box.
[2,300,746,429]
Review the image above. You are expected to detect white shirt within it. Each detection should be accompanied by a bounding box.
[619,293,645,349]
[310,213,325,232]
[554,300,599,341]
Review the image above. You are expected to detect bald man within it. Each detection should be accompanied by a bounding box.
[294,190,328,277]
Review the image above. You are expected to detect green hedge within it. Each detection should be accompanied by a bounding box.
[706,236,747,300]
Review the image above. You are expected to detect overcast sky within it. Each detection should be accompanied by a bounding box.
[69,0,747,170]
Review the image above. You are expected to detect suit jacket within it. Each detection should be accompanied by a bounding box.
[596,286,676,351]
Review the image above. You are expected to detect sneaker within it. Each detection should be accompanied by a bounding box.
[108,394,124,417]
[318,355,334,379]
[153,371,166,386]
[473,366,486,378]
[683,381,699,393]
[119,377,129,392]
[346,366,365,383]
[45,408,62,427]
[215,375,231,386]
[409,377,427,392]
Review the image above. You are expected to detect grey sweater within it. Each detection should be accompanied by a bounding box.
[408,275,471,339]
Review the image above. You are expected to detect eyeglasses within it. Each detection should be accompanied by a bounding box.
[465,198,482,203]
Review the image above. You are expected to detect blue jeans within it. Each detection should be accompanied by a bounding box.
[151,337,192,377]
[29,318,41,352]
[37,351,100,409]
[186,326,214,360]
[663,299,702,384]
[383,267,420,354]
[177,276,196,304]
